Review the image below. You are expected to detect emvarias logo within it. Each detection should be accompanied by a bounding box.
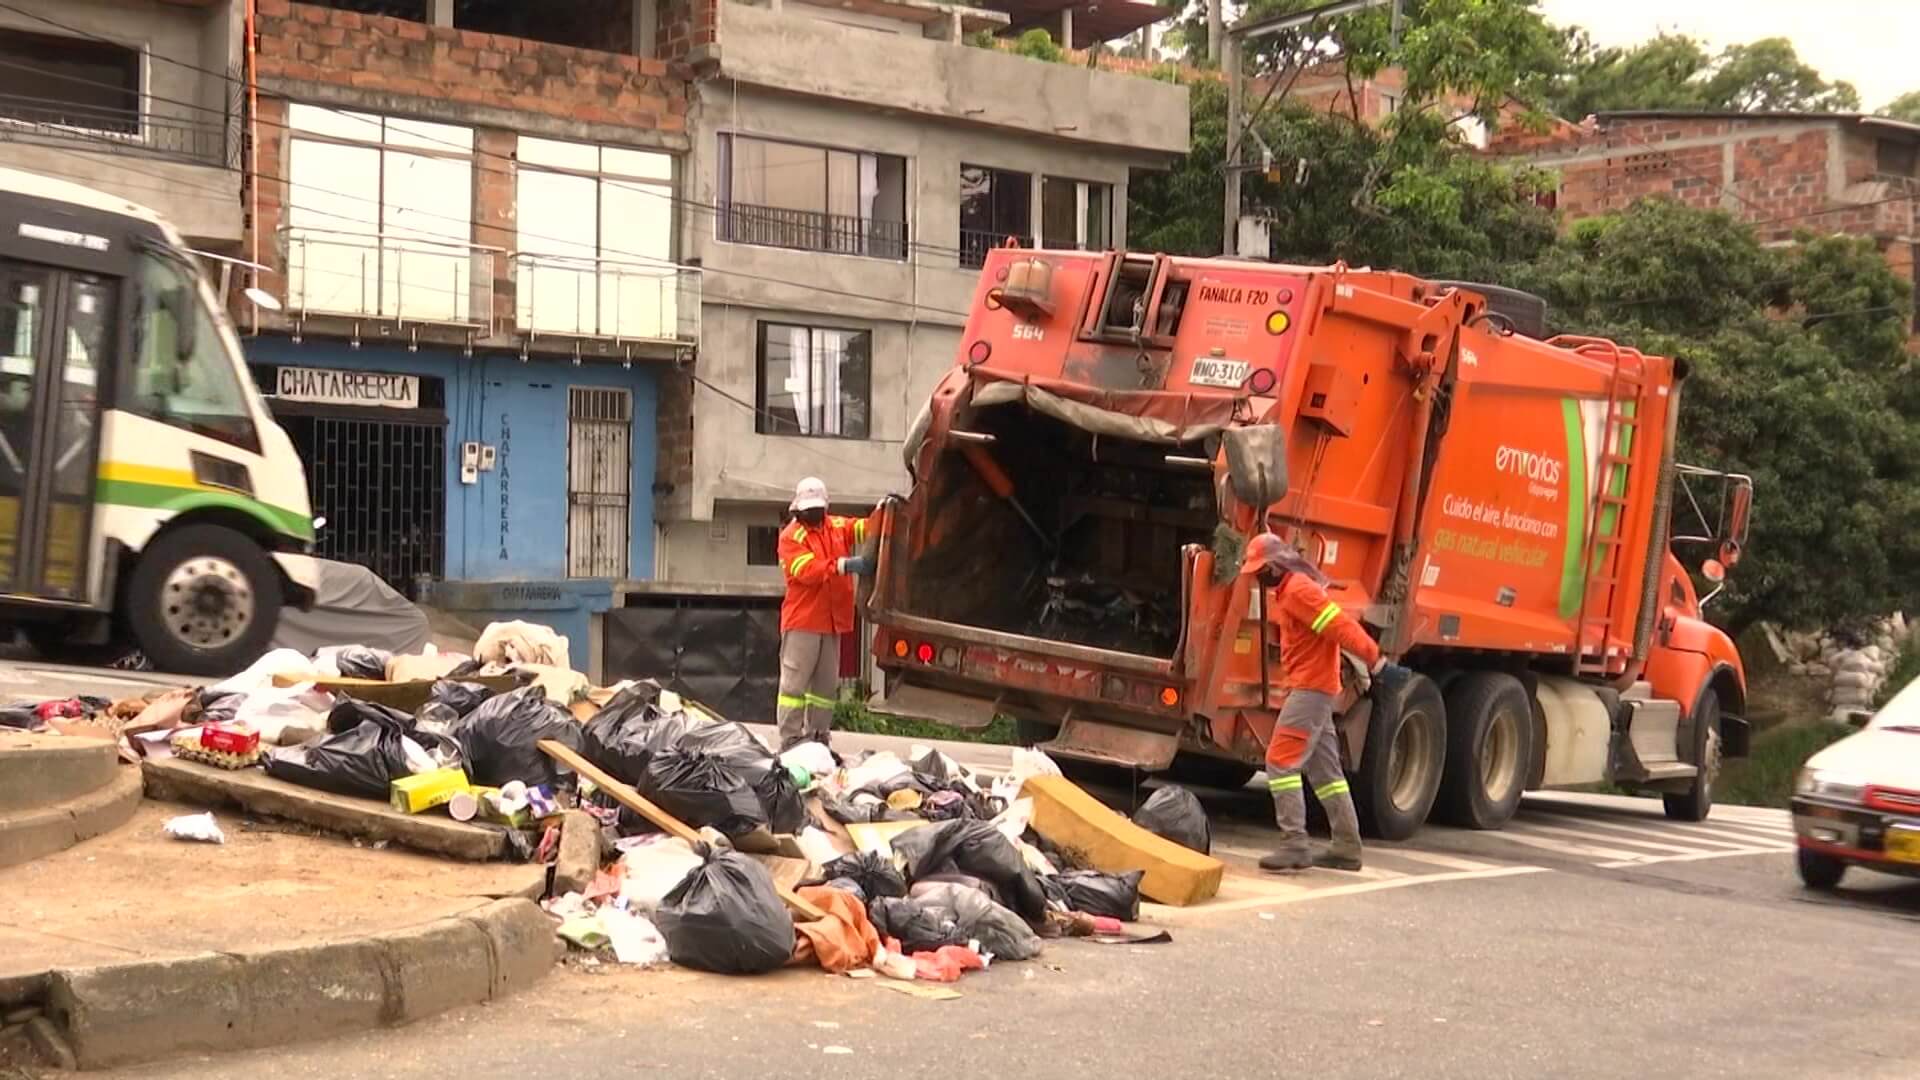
[1495,445,1564,486]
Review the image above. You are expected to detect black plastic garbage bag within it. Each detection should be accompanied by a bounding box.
[330,646,392,680]
[868,896,967,954]
[823,878,867,903]
[189,689,241,727]
[821,851,908,900]
[427,680,495,717]
[1041,869,1145,920]
[447,685,583,789]
[588,683,807,834]
[326,698,412,734]
[901,882,1044,961]
[638,749,766,836]
[890,820,1049,922]
[0,703,38,729]
[266,714,411,799]
[1133,785,1211,855]
[580,681,667,779]
[655,846,795,975]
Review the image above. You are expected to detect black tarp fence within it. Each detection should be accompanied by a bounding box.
[603,595,782,725]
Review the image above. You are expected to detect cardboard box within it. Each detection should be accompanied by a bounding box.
[390,767,472,814]
[200,723,260,755]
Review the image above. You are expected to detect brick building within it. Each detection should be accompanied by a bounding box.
[1490,110,1920,311]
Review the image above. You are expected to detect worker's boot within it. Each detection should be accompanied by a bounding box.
[1262,776,1313,872]
[1314,784,1364,872]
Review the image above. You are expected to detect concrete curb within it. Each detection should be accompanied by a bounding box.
[42,897,559,1071]
[0,768,144,869]
[0,733,118,813]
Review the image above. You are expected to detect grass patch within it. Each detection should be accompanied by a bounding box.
[1878,641,1920,708]
[1716,720,1856,809]
[832,700,1020,745]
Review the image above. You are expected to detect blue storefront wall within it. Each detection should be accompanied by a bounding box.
[244,338,659,677]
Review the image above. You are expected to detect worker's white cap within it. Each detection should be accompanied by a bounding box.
[791,476,830,511]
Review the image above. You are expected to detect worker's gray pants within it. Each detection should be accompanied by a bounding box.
[1268,690,1362,858]
[777,630,839,749]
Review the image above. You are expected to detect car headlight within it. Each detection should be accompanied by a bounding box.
[1795,768,1866,802]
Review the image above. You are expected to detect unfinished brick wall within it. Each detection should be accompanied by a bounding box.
[254,0,687,129]
[655,0,718,64]
[653,365,695,508]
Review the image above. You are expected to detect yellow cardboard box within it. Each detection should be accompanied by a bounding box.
[390,767,472,814]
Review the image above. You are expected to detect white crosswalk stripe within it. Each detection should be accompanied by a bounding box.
[1492,797,1796,868]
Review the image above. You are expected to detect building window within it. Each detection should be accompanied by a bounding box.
[960,165,1032,268]
[1877,138,1918,178]
[717,134,908,260]
[284,105,481,326]
[1040,177,1112,252]
[515,136,681,341]
[0,29,139,136]
[746,525,781,567]
[756,322,872,439]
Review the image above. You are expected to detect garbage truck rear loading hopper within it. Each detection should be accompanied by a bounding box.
[862,250,1754,838]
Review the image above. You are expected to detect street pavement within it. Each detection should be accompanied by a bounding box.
[12,660,1917,1079]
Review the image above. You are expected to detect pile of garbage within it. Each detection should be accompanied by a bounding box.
[7,619,1191,988]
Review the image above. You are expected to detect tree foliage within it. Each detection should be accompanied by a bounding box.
[1509,201,1920,631]
[1881,90,1920,124]
[1549,33,1860,119]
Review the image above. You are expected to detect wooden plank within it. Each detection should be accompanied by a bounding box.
[536,740,828,922]
[1021,774,1224,906]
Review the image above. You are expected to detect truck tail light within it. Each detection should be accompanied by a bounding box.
[939,646,961,670]
[1160,687,1181,708]
[1102,675,1127,701]
[893,638,909,658]
[1265,311,1291,335]
[968,340,992,364]
[916,642,936,664]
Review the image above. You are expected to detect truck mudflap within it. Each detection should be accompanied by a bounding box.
[1041,711,1179,772]
[869,679,1000,731]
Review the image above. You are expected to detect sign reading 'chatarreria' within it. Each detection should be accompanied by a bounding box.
[275,366,420,409]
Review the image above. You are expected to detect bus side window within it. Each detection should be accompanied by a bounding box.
[123,254,257,453]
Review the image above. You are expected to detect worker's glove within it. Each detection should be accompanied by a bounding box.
[837,555,875,576]
[1370,658,1413,693]
[1341,651,1373,695]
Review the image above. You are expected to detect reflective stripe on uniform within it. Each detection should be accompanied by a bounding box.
[787,552,816,577]
[804,693,838,709]
[1315,779,1350,800]
[853,519,867,543]
[777,693,807,709]
[1309,601,1342,633]
[1267,774,1303,792]
[791,525,808,543]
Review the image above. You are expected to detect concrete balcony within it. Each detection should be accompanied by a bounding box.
[715,0,1189,157]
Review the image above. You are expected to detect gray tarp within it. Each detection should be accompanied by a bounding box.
[904,373,1235,468]
[272,559,430,656]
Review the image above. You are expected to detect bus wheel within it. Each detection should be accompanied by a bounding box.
[1353,673,1446,841]
[1435,671,1534,829]
[126,525,282,677]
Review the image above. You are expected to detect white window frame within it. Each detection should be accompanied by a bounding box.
[514,135,678,340]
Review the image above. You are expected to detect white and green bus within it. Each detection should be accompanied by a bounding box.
[0,166,317,675]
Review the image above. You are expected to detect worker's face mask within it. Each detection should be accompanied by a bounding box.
[1257,568,1285,589]
[798,507,827,527]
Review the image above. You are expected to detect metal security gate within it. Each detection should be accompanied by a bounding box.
[567,387,631,578]
[280,414,446,594]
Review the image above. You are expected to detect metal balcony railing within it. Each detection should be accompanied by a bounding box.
[512,253,701,344]
[959,228,1035,269]
[0,92,235,167]
[717,202,908,260]
[283,228,498,329]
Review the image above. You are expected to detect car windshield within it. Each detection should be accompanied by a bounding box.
[1868,675,1920,732]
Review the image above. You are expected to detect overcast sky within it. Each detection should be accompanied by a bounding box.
[1537,0,1919,111]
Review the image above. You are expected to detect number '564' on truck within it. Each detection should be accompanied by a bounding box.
[861,249,1753,839]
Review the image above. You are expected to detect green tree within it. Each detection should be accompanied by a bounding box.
[1509,200,1920,631]
[1880,90,1920,123]
[1548,33,1859,118]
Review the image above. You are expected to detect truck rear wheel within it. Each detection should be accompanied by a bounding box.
[1353,674,1447,841]
[1663,692,1722,822]
[1435,672,1534,829]
[125,524,281,677]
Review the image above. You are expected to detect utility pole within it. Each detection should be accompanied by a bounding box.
[1219,0,1400,257]
[1207,0,1223,64]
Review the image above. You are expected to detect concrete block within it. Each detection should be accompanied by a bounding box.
[24,1015,76,1072]
[1022,774,1225,907]
[234,940,388,1050]
[459,899,557,1001]
[551,810,601,896]
[372,917,495,1024]
[48,952,246,1070]
[142,757,505,861]
[0,732,118,812]
[0,769,144,869]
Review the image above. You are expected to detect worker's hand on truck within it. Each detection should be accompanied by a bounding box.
[1370,657,1413,692]
[837,555,875,576]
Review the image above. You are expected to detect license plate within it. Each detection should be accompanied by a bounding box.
[1886,828,1920,865]
[1190,357,1251,388]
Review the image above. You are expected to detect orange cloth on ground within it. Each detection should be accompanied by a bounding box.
[789,885,883,973]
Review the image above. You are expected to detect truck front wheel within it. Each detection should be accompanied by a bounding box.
[1435,672,1535,829]
[1353,674,1447,841]
[1663,691,1722,822]
[125,524,282,677]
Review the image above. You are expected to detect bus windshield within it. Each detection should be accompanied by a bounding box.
[123,250,257,452]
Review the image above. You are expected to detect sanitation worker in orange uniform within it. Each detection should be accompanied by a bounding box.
[1241,532,1408,872]
[775,477,877,750]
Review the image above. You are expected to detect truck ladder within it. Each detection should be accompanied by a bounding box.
[1571,346,1642,677]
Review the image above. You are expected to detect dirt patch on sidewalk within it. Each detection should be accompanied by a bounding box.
[0,799,540,980]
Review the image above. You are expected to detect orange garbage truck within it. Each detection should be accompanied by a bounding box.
[861,249,1755,839]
